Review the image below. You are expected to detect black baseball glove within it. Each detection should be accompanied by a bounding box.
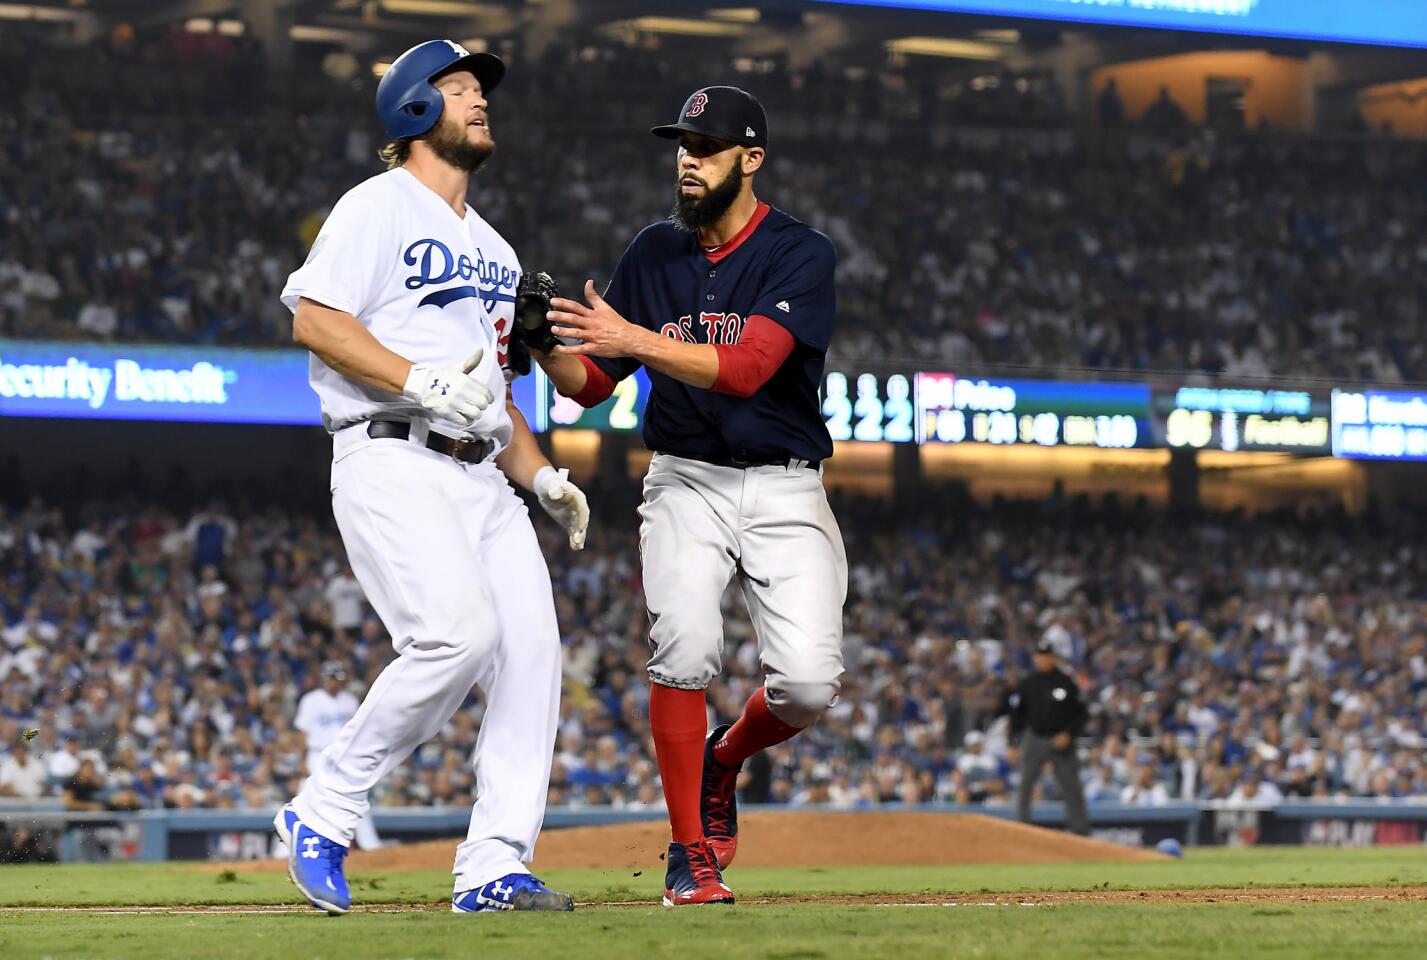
[505,322,532,378]
[514,271,559,355]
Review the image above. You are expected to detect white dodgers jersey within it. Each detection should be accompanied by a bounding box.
[294,687,360,753]
[280,167,520,451]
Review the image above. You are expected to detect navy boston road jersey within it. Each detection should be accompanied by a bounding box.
[591,203,837,464]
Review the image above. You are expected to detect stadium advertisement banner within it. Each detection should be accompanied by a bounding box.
[1201,805,1427,847]
[1331,388,1427,460]
[0,339,314,425]
[0,340,543,430]
[816,0,1427,48]
[1150,385,1332,455]
[915,372,1151,449]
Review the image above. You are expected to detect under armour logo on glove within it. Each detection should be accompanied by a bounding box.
[403,351,494,430]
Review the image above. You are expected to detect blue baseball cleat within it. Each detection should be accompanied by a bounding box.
[452,874,575,913]
[273,803,351,915]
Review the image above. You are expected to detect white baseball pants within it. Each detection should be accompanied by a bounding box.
[639,453,848,726]
[292,422,562,892]
[306,749,383,850]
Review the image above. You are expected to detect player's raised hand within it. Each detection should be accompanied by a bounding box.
[548,280,649,359]
[402,349,495,429]
[533,465,589,550]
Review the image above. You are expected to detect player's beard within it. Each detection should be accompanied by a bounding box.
[671,163,744,232]
[426,116,494,173]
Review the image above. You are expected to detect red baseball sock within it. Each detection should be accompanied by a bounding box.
[713,686,803,767]
[649,683,707,846]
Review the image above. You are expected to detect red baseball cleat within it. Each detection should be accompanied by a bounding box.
[662,840,735,906]
[700,723,741,869]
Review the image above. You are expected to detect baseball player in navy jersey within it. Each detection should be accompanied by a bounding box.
[271,39,585,915]
[535,86,847,906]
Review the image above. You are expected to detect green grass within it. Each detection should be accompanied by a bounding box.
[1,847,1423,908]
[1,849,1425,959]
[2,903,1427,960]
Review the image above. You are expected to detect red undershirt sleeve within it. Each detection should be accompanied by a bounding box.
[710,314,795,398]
[570,355,617,407]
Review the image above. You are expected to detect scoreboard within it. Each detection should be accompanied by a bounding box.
[533,367,1355,459]
[1151,386,1332,455]
[822,370,915,443]
[1332,389,1427,460]
[538,368,650,433]
[3,336,1384,465]
[915,373,1150,449]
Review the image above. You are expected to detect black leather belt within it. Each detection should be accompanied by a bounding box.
[667,452,822,471]
[366,420,494,464]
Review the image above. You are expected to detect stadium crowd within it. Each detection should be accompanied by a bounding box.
[4,476,1427,858]
[3,24,1427,380]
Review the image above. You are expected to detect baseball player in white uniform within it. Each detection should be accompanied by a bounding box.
[294,661,382,850]
[272,39,585,915]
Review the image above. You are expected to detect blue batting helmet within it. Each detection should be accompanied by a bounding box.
[376,39,504,140]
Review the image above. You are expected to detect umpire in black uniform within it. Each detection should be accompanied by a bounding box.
[1008,639,1090,835]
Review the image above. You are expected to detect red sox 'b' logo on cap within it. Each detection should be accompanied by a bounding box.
[686,93,709,118]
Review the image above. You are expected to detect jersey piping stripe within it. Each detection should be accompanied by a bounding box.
[702,202,771,264]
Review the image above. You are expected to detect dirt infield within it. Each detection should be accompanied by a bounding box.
[212,812,1162,874]
[12,886,1427,914]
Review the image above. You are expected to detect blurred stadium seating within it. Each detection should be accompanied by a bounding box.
[5,473,1426,856]
[4,23,1426,379]
[5,4,1427,863]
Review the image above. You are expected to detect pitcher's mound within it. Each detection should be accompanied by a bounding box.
[338,812,1161,873]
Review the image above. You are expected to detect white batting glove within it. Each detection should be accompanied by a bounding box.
[534,465,589,550]
[403,349,494,429]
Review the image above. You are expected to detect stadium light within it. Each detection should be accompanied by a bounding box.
[707,7,761,22]
[623,16,748,37]
[0,3,81,20]
[291,24,370,44]
[379,0,500,15]
[885,36,1004,60]
[185,16,242,34]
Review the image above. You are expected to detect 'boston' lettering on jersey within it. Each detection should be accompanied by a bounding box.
[661,312,745,346]
[403,238,517,312]
[593,203,837,464]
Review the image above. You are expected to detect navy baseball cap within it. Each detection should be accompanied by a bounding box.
[651,86,768,149]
